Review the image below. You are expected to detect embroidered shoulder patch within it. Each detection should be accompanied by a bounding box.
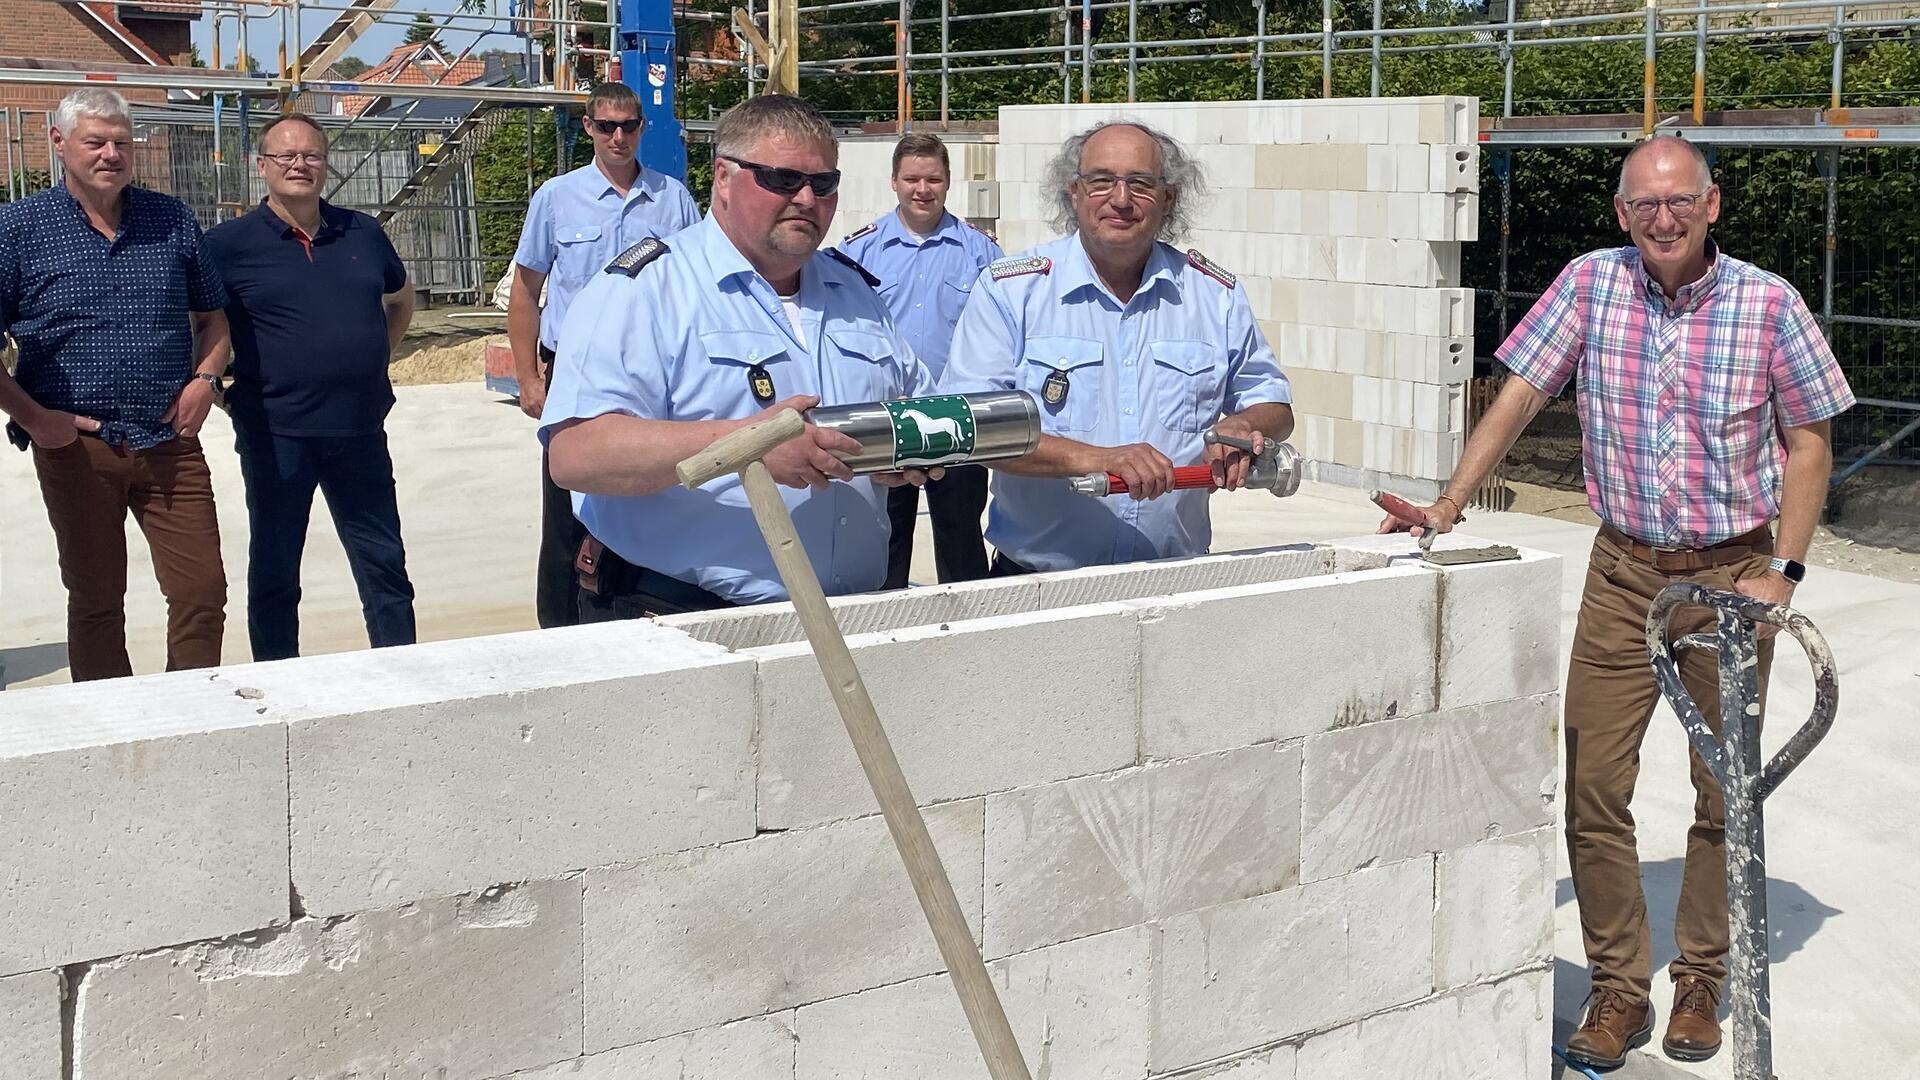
[990,255,1052,280]
[841,221,879,244]
[1186,248,1236,288]
[826,247,882,288]
[604,237,669,276]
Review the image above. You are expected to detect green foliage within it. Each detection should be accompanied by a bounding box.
[404,13,445,49]
[331,56,372,79]
[475,109,563,283]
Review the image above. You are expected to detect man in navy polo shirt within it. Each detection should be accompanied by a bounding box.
[1,87,232,681]
[509,81,700,628]
[205,113,418,662]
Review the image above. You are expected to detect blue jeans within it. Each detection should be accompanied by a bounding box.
[234,420,416,661]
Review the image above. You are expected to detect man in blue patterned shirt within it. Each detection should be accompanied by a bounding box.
[0,88,233,680]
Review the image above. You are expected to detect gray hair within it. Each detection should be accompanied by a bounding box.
[713,95,836,163]
[1617,135,1713,195]
[1042,120,1207,243]
[52,87,132,134]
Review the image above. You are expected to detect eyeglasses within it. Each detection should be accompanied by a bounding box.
[587,117,643,135]
[721,155,842,198]
[1621,190,1709,219]
[261,151,326,168]
[1075,172,1163,199]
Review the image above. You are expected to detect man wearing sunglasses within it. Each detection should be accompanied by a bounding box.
[510,81,700,630]
[939,120,1294,574]
[1380,136,1853,1071]
[539,96,936,619]
[836,133,1002,588]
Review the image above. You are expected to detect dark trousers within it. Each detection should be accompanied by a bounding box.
[989,551,1036,578]
[883,463,990,589]
[234,421,415,662]
[576,543,736,622]
[30,434,226,680]
[537,346,587,629]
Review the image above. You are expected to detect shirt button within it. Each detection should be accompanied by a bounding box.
[838,516,848,525]
[1124,407,1135,415]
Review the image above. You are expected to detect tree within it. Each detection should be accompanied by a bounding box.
[404,13,445,50]
[331,56,371,79]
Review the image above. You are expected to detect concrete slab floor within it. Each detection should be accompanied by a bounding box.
[3,382,1915,1079]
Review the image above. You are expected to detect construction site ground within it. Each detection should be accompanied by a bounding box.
[1,380,1913,1080]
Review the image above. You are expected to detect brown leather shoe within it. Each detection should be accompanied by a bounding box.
[1564,987,1654,1070]
[1663,977,1723,1062]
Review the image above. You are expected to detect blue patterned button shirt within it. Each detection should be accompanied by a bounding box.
[834,210,1001,380]
[0,185,228,449]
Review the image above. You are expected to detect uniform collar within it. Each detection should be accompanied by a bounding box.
[1059,231,1181,303]
[584,158,659,202]
[880,208,960,247]
[1634,236,1722,312]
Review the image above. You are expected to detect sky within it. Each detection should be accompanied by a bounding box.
[188,0,524,71]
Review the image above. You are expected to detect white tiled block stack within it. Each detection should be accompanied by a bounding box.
[824,135,999,249]
[995,97,1480,500]
[2,538,1556,1079]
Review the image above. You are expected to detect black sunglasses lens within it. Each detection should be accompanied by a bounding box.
[756,167,809,195]
[591,118,641,134]
[809,172,842,197]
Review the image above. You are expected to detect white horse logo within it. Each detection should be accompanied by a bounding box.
[897,407,969,466]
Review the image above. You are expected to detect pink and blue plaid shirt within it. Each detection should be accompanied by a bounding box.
[1498,243,1854,548]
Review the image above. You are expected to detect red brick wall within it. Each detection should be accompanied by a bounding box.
[0,6,172,173]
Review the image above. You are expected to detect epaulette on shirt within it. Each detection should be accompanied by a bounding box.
[842,221,879,244]
[604,237,669,276]
[826,247,882,288]
[1186,248,1236,288]
[965,220,999,245]
[990,254,1051,280]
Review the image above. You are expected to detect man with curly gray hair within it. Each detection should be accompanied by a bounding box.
[938,120,1294,574]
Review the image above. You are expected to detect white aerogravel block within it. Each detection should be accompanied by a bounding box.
[0,970,61,1080]
[1150,857,1435,1071]
[1294,969,1551,1080]
[1136,568,1438,760]
[581,800,984,1050]
[1428,144,1477,194]
[501,1015,796,1079]
[793,926,1148,1080]
[1190,1046,1298,1078]
[1437,548,1561,710]
[1395,145,1429,192]
[751,605,1139,829]
[74,879,583,1080]
[0,708,288,976]
[1435,827,1556,988]
[287,629,756,916]
[982,745,1301,958]
[1300,694,1558,883]
[1365,145,1397,192]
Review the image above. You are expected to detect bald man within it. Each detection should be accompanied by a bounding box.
[1379,136,1853,1069]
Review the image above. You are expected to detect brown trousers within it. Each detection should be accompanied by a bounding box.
[30,434,227,680]
[1565,526,1775,1003]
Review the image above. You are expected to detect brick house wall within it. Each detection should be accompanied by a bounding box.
[0,4,185,174]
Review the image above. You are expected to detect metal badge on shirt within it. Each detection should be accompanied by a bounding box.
[1042,368,1071,407]
[748,363,777,404]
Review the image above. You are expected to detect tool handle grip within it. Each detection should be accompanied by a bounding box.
[1099,464,1217,495]
[677,409,806,489]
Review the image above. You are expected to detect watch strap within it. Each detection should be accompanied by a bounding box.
[1768,556,1806,583]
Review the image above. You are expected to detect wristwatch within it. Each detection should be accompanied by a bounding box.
[194,372,223,393]
[1768,556,1806,584]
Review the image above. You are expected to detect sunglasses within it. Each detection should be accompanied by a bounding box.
[587,117,643,135]
[721,155,842,198]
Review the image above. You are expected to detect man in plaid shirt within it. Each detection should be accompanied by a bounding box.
[1382,136,1852,1069]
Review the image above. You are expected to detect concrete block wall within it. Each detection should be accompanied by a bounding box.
[996,98,1479,501]
[825,136,1002,249]
[0,538,1557,1079]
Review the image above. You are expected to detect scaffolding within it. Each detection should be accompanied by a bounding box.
[4,0,1917,471]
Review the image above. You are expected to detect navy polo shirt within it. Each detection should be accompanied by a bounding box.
[205,199,408,436]
[0,185,228,449]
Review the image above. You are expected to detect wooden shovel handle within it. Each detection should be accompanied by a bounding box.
[676,409,806,489]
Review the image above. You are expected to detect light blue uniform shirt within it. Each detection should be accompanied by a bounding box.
[512,160,701,350]
[835,210,1001,379]
[938,233,1291,571]
[540,215,934,605]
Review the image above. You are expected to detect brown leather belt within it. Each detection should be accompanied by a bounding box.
[1598,522,1771,573]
